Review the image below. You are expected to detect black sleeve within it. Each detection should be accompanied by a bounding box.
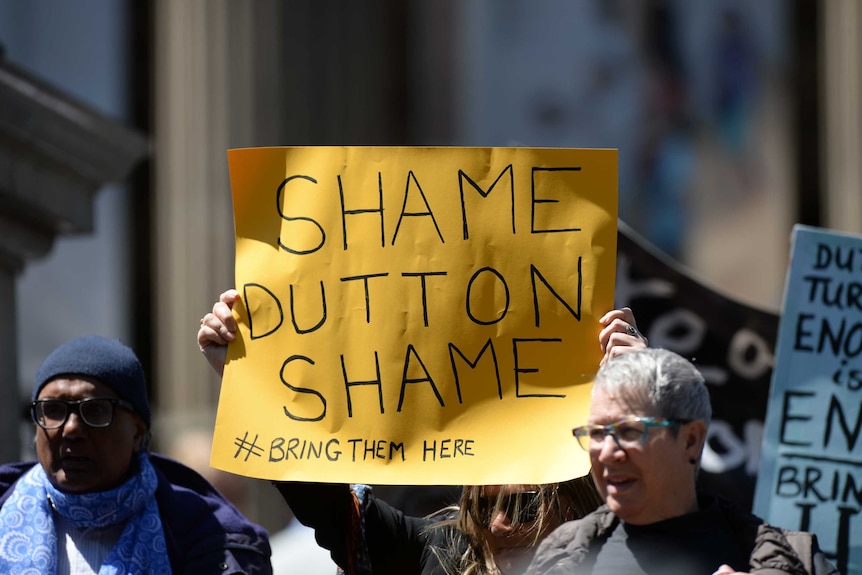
[274,482,432,575]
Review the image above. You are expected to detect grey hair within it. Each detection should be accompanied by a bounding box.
[594,348,711,427]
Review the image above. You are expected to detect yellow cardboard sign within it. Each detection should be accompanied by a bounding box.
[212,146,617,485]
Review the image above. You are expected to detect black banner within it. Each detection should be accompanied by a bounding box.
[616,221,779,511]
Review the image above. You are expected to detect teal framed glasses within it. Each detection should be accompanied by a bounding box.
[572,417,689,452]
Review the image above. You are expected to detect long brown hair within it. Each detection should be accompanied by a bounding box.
[427,475,602,575]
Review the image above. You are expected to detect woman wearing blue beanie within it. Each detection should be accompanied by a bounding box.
[0,335,273,575]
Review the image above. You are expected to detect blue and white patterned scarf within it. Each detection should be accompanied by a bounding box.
[0,451,171,575]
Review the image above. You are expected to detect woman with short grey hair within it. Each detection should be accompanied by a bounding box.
[528,348,837,575]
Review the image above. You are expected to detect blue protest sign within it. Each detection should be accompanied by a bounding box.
[753,224,862,575]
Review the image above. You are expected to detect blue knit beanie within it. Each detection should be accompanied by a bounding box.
[32,336,151,429]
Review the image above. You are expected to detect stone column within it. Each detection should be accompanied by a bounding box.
[152,0,292,533]
[152,0,234,417]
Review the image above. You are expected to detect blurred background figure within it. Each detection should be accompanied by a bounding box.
[712,7,758,167]
[635,0,695,259]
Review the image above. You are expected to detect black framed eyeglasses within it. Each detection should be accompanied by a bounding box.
[477,491,542,525]
[31,397,136,430]
[572,416,689,452]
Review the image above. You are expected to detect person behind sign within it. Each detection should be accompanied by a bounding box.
[526,348,838,575]
[198,289,648,575]
[0,335,272,574]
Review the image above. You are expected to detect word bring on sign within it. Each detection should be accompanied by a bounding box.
[212,147,618,485]
[753,225,862,575]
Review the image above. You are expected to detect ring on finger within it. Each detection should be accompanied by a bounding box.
[625,324,639,337]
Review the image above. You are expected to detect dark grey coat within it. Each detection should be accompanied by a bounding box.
[526,494,838,575]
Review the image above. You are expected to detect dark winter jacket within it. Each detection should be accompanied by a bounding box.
[526,493,838,575]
